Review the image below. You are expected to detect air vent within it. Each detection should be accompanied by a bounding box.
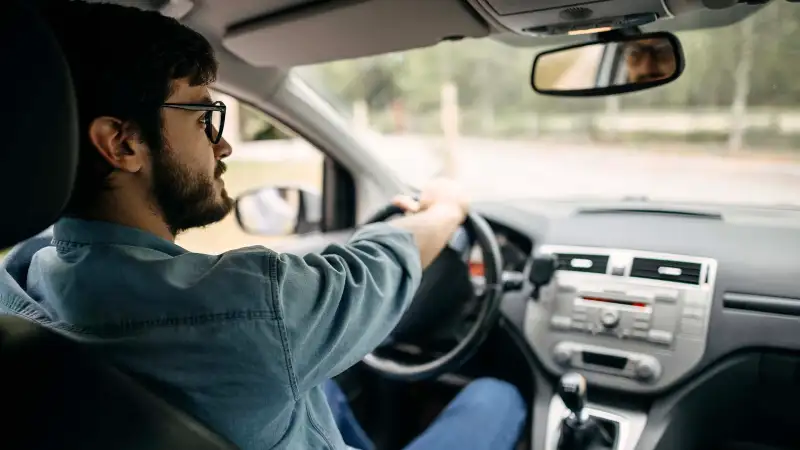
[630,258,702,285]
[555,253,609,274]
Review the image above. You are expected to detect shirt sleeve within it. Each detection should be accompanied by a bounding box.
[271,222,422,393]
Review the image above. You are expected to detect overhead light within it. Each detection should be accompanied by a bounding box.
[568,26,613,35]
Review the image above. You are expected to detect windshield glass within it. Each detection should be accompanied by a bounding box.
[294,2,800,207]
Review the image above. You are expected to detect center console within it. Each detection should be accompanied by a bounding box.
[525,245,718,450]
[524,245,717,393]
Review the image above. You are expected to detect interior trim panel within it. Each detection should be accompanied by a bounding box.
[476,200,800,394]
[525,245,717,393]
[723,292,800,316]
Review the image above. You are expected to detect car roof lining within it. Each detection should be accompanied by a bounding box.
[215,0,763,67]
[108,0,762,68]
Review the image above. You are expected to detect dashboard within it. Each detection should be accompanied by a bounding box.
[475,198,800,395]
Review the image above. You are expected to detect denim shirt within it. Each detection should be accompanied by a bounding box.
[0,218,421,450]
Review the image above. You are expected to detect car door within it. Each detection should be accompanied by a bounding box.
[176,93,367,256]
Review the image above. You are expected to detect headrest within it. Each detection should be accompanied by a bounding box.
[0,1,78,249]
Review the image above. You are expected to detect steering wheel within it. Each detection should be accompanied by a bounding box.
[361,203,504,381]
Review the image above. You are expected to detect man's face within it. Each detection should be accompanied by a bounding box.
[624,38,676,83]
[151,78,233,235]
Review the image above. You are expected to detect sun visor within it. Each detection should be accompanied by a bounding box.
[222,0,490,67]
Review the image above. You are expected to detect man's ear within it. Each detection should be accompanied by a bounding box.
[87,117,146,173]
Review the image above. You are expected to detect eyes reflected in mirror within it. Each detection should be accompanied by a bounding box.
[531,32,684,96]
[624,38,677,83]
[235,186,322,236]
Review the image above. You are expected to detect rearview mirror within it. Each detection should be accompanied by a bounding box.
[235,186,322,236]
[531,32,684,97]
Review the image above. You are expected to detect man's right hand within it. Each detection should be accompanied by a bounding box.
[388,178,469,268]
[391,178,469,220]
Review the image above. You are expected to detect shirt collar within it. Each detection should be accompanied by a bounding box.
[53,218,187,255]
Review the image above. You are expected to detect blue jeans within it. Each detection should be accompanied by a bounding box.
[324,378,526,450]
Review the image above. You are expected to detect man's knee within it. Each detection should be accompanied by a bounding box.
[460,378,526,423]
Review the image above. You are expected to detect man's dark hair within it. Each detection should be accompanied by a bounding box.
[41,0,218,216]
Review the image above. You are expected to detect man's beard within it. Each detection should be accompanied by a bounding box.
[150,149,234,236]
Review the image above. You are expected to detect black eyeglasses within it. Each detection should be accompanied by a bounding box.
[162,100,226,144]
[624,41,674,64]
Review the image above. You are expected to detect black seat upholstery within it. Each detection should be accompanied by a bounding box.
[0,2,236,449]
[0,315,237,450]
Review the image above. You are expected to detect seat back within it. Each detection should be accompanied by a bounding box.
[0,2,236,448]
[0,1,77,249]
[0,315,237,450]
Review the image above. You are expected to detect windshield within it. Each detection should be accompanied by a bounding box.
[294,2,800,208]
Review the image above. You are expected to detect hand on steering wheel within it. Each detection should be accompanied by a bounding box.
[361,184,503,382]
[391,178,468,213]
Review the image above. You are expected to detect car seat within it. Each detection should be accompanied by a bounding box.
[0,2,236,449]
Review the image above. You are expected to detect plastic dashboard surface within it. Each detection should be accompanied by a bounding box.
[476,199,800,392]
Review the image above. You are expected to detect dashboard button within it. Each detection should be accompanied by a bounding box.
[571,321,586,331]
[600,309,620,328]
[632,330,649,339]
[629,290,655,301]
[633,321,650,330]
[634,357,662,381]
[550,316,572,330]
[648,330,673,345]
[683,307,704,319]
[572,311,588,321]
[553,343,574,366]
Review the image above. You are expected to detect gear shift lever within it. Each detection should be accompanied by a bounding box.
[558,372,589,424]
[556,372,615,450]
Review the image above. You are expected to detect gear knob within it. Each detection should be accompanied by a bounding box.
[558,372,588,420]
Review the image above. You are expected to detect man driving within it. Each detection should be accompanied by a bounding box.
[623,38,677,83]
[16,1,525,449]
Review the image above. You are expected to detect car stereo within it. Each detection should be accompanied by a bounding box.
[524,245,717,393]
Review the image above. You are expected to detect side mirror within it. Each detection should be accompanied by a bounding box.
[234,186,322,236]
[531,31,684,97]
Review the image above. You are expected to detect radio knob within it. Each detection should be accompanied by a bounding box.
[600,309,620,329]
[553,344,574,366]
[634,357,661,381]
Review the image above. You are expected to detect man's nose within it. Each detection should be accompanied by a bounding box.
[645,55,660,73]
[213,131,232,160]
